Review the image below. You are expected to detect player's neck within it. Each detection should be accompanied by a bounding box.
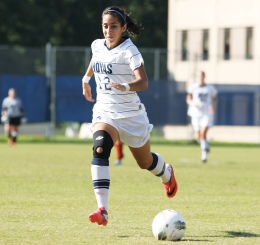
[199,81,205,86]
[105,37,126,49]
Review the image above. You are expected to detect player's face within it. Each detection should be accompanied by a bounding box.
[197,72,205,82]
[9,89,16,98]
[102,14,126,48]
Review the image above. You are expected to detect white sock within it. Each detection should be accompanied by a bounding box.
[201,150,208,160]
[91,165,110,211]
[206,140,210,151]
[148,153,171,183]
[200,139,209,151]
[200,139,206,150]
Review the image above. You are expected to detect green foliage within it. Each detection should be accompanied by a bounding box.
[0,143,260,244]
[0,0,168,47]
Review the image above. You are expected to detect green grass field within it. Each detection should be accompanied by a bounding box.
[0,142,260,244]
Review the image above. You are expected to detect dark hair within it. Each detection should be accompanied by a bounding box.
[102,6,143,36]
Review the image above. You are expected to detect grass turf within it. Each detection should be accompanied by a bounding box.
[0,142,259,244]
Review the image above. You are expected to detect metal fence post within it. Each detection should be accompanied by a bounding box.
[153,49,160,141]
[85,47,91,71]
[50,46,56,136]
[45,43,52,138]
[154,49,160,81]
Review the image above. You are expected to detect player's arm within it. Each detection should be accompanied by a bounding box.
[20,100,25,116]
[209,96,217,114]
[109,65,148,92]
[186,94,198,107]
[1,100,7,115]
[82,59,95,102]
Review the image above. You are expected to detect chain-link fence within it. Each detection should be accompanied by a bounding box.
[1,44,260,142]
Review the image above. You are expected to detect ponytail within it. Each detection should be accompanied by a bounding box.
[102,6,143,37]
[125,13,142,37]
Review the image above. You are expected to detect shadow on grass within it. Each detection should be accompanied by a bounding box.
[181,239,212,242]
[222,231,260,237]
[189,231,260,239]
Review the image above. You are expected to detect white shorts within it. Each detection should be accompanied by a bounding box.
[91,112,153,148]
[191,114,214,132]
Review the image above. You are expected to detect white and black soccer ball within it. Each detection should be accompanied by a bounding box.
[152,209,186,241]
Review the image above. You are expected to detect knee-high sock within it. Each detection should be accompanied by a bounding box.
[91,162,110,211]
[200,139,209,152]
[12,132,18,143]
[147,153,171,183]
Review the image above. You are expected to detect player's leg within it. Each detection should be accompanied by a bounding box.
[114,138,123,165]
[199,114,213,162]
[128,140,177,198]
[4,123,12,145]
[197,130,201,143]
[12,125,19,145]
[89,122,119,226]
[191,117,202,160]
[200,127,209,162]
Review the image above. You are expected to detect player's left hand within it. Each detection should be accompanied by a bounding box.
[109,82,126,92]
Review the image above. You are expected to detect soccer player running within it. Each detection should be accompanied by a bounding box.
[186,71,217,163]
[1,88,25,146]
[82,6,178,226]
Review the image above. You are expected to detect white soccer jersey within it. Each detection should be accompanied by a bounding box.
[187,83,217,117]
[91,38,146,119]
[2,97,23,118]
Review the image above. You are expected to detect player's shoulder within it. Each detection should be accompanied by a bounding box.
[120,38,139,54]
[3,97,9,102]
[188,83,199,92]
[206,84,217,91]
[91,39,105,51]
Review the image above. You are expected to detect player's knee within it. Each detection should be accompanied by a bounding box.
[96,147,103,154]
[93,130,114,160]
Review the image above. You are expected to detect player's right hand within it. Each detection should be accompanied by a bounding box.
[83,83,95,102]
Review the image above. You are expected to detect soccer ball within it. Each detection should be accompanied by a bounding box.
[152,209,186,241]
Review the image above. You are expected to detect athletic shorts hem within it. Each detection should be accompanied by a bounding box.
[91,112,153,148]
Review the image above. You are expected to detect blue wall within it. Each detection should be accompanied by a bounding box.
[0,75,257,126]
[0,75,49,123]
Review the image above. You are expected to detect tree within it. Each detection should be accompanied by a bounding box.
[0,0,168,48]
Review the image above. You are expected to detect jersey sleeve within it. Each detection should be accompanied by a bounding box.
[2,98,7,111]
[125,46,144,71]
[187,84,194,94]
[91,40,97,55]
[211,86,218,97]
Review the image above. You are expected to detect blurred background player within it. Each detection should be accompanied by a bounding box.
[114,138,123,165]
[1,88,25,146]
[186,71,217,163]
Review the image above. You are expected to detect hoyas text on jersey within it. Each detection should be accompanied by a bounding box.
[198,93,208,101]
[92,62,112,74]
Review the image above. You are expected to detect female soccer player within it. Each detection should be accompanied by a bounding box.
[1,88,25,146]
[186,71,217,163]
[82,6,178,226]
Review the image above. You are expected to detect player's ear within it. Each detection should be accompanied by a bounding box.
[122,23,127,32]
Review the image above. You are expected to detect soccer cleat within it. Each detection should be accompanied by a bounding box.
[89,207,108,226]
[201,151,208,163]
[8,138,13,146]
[163,164,178,198]
[114,160,122,165]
